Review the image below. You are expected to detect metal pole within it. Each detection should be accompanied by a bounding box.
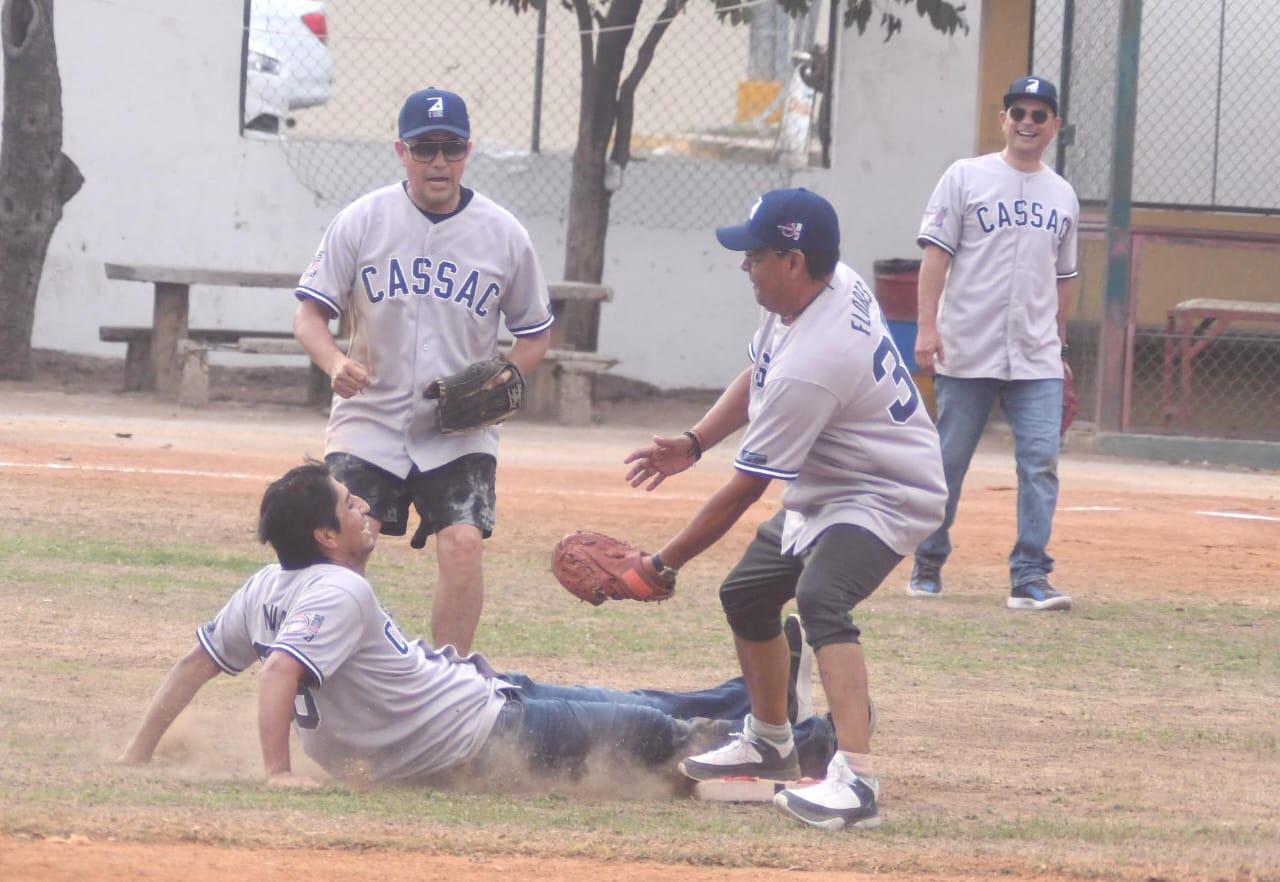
[1210,0,1226,206]
[1055,0,1075,175]
[238,0,251,136]
[821,0,839,168]
[1097,0,1143,432]
[531,0,548,154]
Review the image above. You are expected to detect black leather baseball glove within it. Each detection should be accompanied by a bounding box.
[423,357,526,434]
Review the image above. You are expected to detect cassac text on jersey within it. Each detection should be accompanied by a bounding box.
[359,257,501,317]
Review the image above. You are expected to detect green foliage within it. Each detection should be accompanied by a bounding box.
[490,0,970,41]
[844,0,968,40]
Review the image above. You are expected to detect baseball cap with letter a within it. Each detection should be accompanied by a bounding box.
[715,187,840,252]
[1003,76,1058,114]
[399,87,471,140]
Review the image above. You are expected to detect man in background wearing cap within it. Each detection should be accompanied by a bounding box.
[621,188,946,830]
[293,88,553,653]
[909,76,1079,612]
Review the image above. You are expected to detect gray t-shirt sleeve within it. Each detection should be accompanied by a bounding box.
[917,163,963,255]
[736,378,840,481]
[269,580,371,685]
[500,227,554,337]
[196,579,261,675]
[296,209,361,319]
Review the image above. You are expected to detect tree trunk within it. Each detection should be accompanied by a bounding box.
[0,0,82,380]
[562,0,640,284]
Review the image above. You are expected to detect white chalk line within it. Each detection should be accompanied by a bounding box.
[0,461,706,502]
[1194,510,1280,523]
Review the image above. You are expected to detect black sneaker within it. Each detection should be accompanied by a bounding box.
[784,614,814,723]
[1007,577,1072,611]
[907,561,942,597]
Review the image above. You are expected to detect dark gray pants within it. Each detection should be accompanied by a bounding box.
[719,511,901,650]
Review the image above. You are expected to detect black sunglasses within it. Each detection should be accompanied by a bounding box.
[1008,106,1052,124]
[401,139,469,162]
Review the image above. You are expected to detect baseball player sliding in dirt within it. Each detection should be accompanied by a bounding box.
[908,76,1080,611]
[617,189,947,830]
[118,464,837,787]
[293,87,553,655]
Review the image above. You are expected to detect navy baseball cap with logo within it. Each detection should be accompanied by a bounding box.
[399,87,470,140]
[716,187,840,252]
[1003,76,1058,114]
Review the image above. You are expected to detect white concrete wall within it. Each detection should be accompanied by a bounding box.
[10,1,332,362]
[803,7,981,283]
[8,0,980,391]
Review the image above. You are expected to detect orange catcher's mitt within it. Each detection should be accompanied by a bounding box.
[552,531,676,605]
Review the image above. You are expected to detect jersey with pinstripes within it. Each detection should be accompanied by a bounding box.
[296,184,554,476]
[734,262,946,557]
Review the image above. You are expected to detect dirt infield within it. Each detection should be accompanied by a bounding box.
[1,383,1277,881]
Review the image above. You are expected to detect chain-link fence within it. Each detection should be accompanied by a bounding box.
[1036,0,1280,444]
[244,0,834,227]
[1132,327,1280,441]
[1035,0,1280,213]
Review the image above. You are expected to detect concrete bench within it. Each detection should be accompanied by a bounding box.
[102,264,300,395]
[99,326,296,392]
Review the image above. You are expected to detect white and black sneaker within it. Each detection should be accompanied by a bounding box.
[678,716,800,782]
[784,613,814,724]
[773,752,881,831]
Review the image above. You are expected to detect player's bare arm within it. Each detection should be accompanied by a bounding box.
[1056,276,1076,346]
[915,244,952,372]
[258,650,313,784]
[118,644,222,765]
[506,328,552,379]
[293,299,369,398]
[654,469,771,569]
[625,368,752,491]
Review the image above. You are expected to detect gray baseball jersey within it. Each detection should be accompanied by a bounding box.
[197,562,509,782]
[917,153,1079,380]
[296,184,554,477]
[735,262,947,556]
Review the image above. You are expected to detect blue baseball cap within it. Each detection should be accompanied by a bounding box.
[1003,76,1058,114]
[399,87,470,140]
[716,188,840,252]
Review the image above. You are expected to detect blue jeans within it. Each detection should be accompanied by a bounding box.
[915,376,1062,588]
[484,674,835,777]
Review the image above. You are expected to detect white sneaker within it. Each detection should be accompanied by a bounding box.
[773,752,881,831]
[678,716,800,782]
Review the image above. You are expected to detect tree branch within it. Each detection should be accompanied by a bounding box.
[587,0,641,148]
[610,0,685,167]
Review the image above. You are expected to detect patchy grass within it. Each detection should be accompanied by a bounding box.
[2,464,1278,881]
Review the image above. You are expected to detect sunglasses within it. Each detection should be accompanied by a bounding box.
[401,139,469,162]
[1008,106,1052,125]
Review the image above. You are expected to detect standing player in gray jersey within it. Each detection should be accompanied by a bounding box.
[119,464,837,786]
[909,76,1079,611]
[293,87,553,655]
[621,189,946,831]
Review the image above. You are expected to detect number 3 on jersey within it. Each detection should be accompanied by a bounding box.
[872,335,920,423]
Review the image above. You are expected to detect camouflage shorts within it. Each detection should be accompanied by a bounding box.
[325,452,497,541]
